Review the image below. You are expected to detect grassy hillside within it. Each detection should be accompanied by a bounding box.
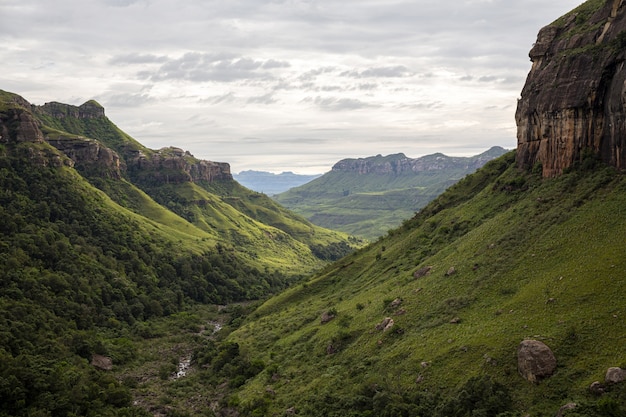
[221,152,626,416]
[275,148,507,240]
[0,89,358,416]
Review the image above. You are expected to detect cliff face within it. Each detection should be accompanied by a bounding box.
[127,147,232,184]
[516,0,626,177]
[47,136,123,179]
[332,147,507,175]
[0,106,45,144]
[0,91,232,184]
[36,100,106,119]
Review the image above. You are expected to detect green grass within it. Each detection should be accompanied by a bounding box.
[224,156,626,416]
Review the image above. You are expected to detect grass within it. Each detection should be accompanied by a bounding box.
[224,156,626,415]
[274,149,507,240]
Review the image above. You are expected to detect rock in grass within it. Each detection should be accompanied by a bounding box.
[376,317,394,331]
[320,311,335,324]
[91,354,113,371]
[589,381,605,395]
[517,340,556,383]
[413,266,432,279]
[605,367,626,384]
[556,403,577,417]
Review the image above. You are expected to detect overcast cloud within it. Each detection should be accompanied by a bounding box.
[1,0,583,173]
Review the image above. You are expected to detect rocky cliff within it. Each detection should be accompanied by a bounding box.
[36,100,106,119]
[0,91,233,184]
[516,0,626,177]
[332,146,507,175]
[127,147,232,185]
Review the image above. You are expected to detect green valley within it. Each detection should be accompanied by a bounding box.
[275,147,507,240]
[225,151,626,416]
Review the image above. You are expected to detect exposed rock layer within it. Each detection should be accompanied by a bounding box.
[516,0,626,177]
[332,146,506,175]
[1,92,232,184]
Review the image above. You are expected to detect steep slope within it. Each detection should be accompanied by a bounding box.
[25,92,357,271]
[0,89,354,416]
[226,152,626,416]
[275,146,507,239]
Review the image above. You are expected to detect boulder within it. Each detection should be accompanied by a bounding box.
[445,267,456,276]
[413,266,432,279]
[605,367,626,384]
[517,340,557,383]
[376,317,394,332]
[556,403,577,417]
[589,381,605,395]
[320,311,336,324]
[91,354,113,371]
[389,298,403,309]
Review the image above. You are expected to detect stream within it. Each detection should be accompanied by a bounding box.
[173,321,222,379]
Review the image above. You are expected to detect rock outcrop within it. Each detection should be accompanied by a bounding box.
[127,147,232,185]
[332,146,507,175]
[1,91,233,184]
[47,136,123,179]
[516,0,626,177]
[0,107,45,144]
[517,339,557,383]
[36,100,106,119]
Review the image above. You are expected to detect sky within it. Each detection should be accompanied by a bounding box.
[1,0,584,174]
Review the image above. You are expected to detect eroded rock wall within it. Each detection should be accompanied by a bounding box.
[516,0,626,177]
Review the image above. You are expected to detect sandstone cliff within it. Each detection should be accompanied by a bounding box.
[36,100,106,119]
[127,147,232,185]
[516,0,626,177]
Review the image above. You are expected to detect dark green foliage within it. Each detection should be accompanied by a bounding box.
[309,241,354,261]
[294,375,511,417]
[436,376,512,417]
[0,142,285,415]
[193,340,264,388]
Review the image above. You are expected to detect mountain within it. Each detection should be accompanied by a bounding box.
[138,1,626,415]
[274,146,508,239]
[0,89,358,416]
[233,170,321,195]
[4,1,626,416]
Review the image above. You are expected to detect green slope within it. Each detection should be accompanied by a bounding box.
[26,92,360,273]
[224,152,626,416]
[275,147,508,240]
[0,89,357,416]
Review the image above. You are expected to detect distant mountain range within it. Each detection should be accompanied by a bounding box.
[234,170,321,195]
[274,146,508,239]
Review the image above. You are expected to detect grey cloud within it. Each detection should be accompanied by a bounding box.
[102,0,140,7]
[262,59,291,69]
[303,96,378,112]
[341,66,413,79]
[353,83,378,91]
[101,92,154,107]
[298,67,339,81]
[247,93,278,105]
[141,53,287,82]
[109,53,169,65]
[200,93,238,105]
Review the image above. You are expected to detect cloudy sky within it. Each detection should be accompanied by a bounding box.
[2,0,583,174]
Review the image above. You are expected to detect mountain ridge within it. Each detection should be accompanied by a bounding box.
[275,146,508,239]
